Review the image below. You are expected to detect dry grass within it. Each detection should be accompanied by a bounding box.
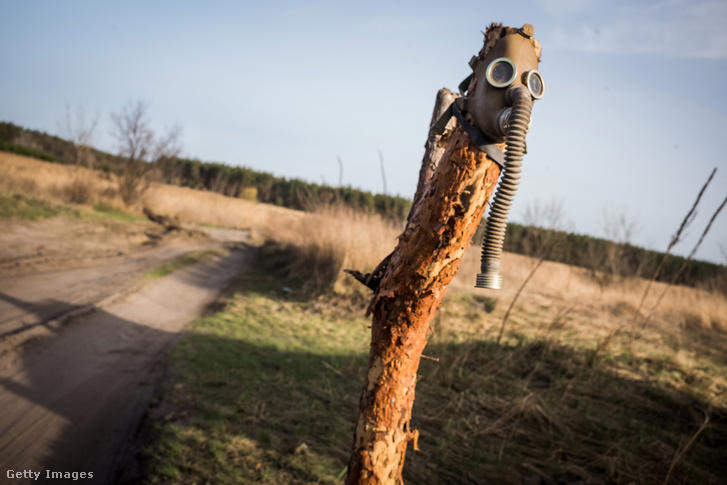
[450,247,727,337]
[257,203,400,292]
[0,152,120,206]
[142,182,304,234]
[143,187,399,293]
[444,247,727,404]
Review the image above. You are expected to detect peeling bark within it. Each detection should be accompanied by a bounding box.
[346,127,502,484]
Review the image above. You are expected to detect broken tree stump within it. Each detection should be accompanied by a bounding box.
[345,127,502,483]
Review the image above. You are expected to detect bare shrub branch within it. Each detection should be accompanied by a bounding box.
[586,207,640,288]
[663,410,711,485]
[56,105,101,204]
[646,194,727,321]
[110,100,182,205]
[59,104,100,169]
[152,123,182,163]
[378,149,387,195]
[634,168,717,319]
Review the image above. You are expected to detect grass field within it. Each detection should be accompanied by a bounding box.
[140,251,727,484]
[0,192,74,220]
[3,151,726,484]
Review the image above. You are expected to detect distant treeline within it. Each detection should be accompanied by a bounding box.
[0,121,124,171]
[500,224,725,291]
[1,122,62,163]
[2,120,725,291]
[155,158,411,219]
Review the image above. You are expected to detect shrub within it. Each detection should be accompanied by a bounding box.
[63,177,93,204]
[118,161,150,206]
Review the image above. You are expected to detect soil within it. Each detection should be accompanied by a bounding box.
[0,216,251,483]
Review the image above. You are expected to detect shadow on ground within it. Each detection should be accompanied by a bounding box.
[141,321,727,484]
[0,303,175,484]
[0,292,83,338]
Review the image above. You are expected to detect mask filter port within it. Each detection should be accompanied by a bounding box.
[496,107,512,136]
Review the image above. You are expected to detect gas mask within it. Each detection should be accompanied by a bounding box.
[461,24,544,289]
[468,25,544,142]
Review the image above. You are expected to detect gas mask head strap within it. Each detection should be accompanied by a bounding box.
[429,100,505,169]
[458,74,473,95]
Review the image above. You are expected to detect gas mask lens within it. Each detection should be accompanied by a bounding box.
[524,70,545,99]
[486,57,517,88]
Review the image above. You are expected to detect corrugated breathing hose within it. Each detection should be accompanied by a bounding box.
[476,86,533,289]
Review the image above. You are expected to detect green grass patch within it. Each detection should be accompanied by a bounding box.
[145,250,222,279]
[0,193,77,220]
[0,192,147,224]
[86,202,146,222]
[141,251,727,485]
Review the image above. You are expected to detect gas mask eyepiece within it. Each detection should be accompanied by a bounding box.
[485,57,517,88]
[524,70,545,99]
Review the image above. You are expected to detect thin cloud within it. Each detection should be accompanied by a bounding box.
[545,0,727,59]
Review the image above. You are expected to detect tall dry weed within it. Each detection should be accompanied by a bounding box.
[259,203,400,292]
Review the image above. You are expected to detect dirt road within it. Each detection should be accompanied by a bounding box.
[0,218,251,483]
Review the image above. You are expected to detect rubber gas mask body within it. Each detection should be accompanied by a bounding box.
[470,28,544,142]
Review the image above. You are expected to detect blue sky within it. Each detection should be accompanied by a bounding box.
[1,0,726,263]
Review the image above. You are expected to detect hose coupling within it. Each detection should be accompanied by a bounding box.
[475,261,503,290]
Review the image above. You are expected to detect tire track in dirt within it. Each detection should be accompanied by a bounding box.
[0,230,251,484]
[0,241,207,353]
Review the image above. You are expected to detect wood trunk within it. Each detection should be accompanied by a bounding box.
[345,125,502,484]
[408,88,459,224]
